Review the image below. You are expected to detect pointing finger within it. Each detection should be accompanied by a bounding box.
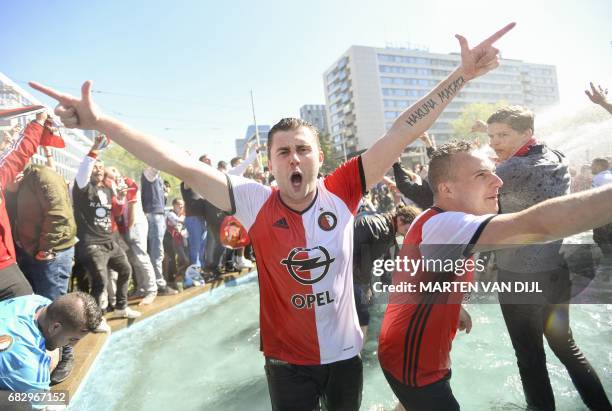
[29,81,74,105]
[480,22,516,47]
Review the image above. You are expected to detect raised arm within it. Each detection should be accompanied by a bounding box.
[74,135,105,189]
[29,81,232,212]
[474,184,612,252]
[361,22,515,188]
[42,146,55,170]
[0,114,45,189]
[585,82,612,115]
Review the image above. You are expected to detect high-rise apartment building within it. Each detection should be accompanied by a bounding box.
[235,124,270,157]
[323,46,559,159]
[299,104,329,134]
[0,72,92,180]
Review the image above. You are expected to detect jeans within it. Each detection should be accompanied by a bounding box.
[203,225,225,271]
[184,215,207,267]
[125,220,157,294]
[77,241,132,310]
[146,213,167,288]
[498,268,612,411]
[17,246,74,302]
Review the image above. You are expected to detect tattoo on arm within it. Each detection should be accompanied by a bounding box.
[437,76,465,102]
[404,76,465,127]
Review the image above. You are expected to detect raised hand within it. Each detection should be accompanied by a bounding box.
[471,119,488,133]
[585,82,609,106]
[35,111,49,124]
[92,134,110,151]
[418,132,432,146]
[456,22,516,81]
[586,82,612,115]
[29,81,102,130]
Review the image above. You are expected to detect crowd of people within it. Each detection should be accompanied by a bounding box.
[1,22,612,411]
[0,113,269,400]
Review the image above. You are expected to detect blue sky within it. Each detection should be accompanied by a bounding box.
[2,0,611,162]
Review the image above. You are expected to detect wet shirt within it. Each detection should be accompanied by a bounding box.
[496,144,569,273]
[378,208,494,387]
[228,156,366,365]
[0,295,52,392]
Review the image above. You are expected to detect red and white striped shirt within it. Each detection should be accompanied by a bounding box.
[228,156,366,365]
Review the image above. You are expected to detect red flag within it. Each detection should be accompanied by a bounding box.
[40,118,65,148]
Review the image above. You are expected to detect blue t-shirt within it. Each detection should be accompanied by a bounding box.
[0,295,52,392]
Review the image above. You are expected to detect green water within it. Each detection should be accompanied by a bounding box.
[69,273,612,410]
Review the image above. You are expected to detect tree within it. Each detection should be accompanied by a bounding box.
[450,101,507,143]
[319,132,342,174]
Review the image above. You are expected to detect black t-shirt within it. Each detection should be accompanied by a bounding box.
[72,183,114,245]
[180,182,207,217]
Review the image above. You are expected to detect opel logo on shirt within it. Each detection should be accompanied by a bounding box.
[281,246,335,285]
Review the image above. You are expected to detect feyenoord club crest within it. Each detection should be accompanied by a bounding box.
[0,335,13,351]
[317,212,337,231]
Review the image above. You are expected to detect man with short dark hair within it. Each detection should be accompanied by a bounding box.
[0,292,101,393]
[378,140,612,411]
[72,136,140,323]
[30,23,517,409]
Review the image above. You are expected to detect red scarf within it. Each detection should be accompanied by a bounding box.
[513,137,538,157]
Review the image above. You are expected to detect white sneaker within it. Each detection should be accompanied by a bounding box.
[236,256,254,270]
[93,318,111,334]
[114,307,142,319]
[138,293,156,306]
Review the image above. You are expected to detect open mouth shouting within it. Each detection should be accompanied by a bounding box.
[290,170,303,190]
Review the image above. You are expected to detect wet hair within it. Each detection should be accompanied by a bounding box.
[487,106,534,133]
[46,292,102,332]
[428,140,477,195]
[393,204,422,225]
[267,118,320,158]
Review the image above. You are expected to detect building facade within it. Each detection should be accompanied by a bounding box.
[323,46,559,160]
[235,124,270,157]
[299,104,329,135]
[0,72,92,180]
